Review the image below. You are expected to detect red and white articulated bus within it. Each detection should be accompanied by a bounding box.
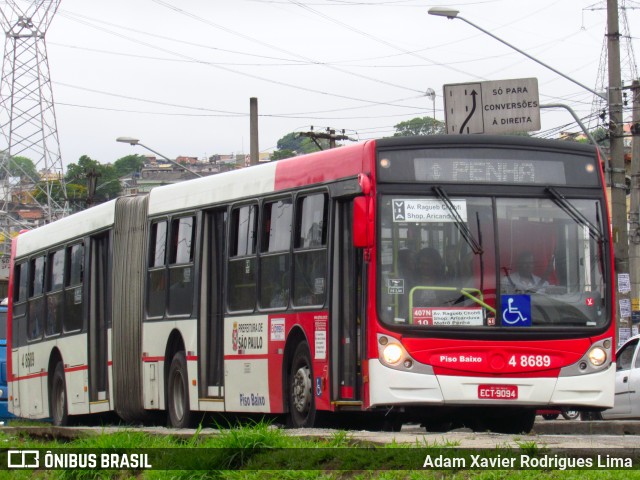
[7,135,615,433]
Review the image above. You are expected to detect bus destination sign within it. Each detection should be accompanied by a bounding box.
[443,78,541,135]
[414,157,566,185]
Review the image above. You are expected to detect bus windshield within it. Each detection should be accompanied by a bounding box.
[378,194,608,330]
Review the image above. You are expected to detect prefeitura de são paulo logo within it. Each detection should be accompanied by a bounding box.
[232,321,238,351]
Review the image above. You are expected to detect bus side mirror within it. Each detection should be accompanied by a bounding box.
[353,196,373,248]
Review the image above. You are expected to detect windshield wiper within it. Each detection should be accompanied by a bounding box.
[433,186,483,254]
[546,186,605,243]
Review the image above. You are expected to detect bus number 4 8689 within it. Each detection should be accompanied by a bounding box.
[508,355,551,368]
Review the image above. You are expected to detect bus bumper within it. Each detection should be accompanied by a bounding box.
[368,359,615,409]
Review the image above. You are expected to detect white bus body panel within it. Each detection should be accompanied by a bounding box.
[368,359,615,408]
[148,163,278,216]
[15,200,116,257]
[141,319,198,412]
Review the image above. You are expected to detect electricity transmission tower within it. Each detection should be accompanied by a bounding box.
[0,0,67,257]
[586,0,639,130]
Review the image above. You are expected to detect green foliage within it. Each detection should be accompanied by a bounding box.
[393,116,445,137]
[271,149,296,161]
[65,155,121,204]
[31,179,86,209]
[271,132,329,160]
[7,155,39,181]
[1,420,637,479]
[113,154,146,178]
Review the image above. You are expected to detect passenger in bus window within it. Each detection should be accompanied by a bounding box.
[502,251,550,294]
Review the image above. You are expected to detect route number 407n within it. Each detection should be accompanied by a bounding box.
[508,355,551,368]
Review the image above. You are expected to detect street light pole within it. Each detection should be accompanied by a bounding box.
[429,4,630,342]
[116,137,202,178]
[427,8,607,101]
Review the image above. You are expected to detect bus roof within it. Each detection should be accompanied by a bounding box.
[375,134,597,155]
[15,199,117,257]
[148,140,373,216]
[148,161,278,216]
[15,140,376,255]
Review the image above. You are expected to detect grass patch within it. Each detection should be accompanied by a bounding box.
[0,420,638,479]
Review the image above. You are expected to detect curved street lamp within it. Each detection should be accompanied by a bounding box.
[116,137,202,178]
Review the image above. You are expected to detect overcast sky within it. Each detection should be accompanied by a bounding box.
[4,0,639,166]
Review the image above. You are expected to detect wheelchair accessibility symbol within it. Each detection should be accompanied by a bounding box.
[501,295,531,326]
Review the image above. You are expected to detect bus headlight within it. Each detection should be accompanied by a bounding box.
[382,344,403,364]
[588,347,607,367]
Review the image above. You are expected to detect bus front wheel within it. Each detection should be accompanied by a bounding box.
[167,351,192,428]
[288,341,316,428]
[50,362,69,426]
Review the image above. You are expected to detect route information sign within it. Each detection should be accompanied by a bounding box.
[443,78,541,135]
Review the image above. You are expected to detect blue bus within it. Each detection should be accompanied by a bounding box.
[0,298,13,421]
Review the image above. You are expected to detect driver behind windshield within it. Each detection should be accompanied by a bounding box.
[502,250,551,294]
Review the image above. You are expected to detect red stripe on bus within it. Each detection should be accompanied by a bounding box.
[142,356,164,362]
[65,365,88,373]
[11,371,48,382]
[223,354,267,360]
[186,356,198,362]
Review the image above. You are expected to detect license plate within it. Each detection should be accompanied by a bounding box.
[478,384,518,400]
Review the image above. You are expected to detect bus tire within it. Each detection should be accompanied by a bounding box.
[167,351,192,428]
[50,362,69,426]
[288,341,316,428]
[542,413,559,420]
[561,408,580,420]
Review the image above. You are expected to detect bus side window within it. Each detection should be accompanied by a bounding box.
[228,204,257,312]
[45,249,64,336]
[12,261,28,346]
[293,193,328,307]
[27,255,45,340]
[64,243,84,332]
[259,198,292,310]
[167,216,195,316]
[147,220,168,318]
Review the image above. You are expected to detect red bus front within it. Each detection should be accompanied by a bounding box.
[361,136,615,432]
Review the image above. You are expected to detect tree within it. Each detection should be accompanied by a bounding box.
[393,117,445,137]
[65,155,121,205]
[271,131,329,160]
[7,155,39,181]
[271,149,296,161]
[33,180,86,209]
[113,154,146,178]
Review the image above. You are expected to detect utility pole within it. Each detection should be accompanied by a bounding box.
[629,80,640,327]
[298,127,351,150]
[249,97,259,166]
[607,0,631,343]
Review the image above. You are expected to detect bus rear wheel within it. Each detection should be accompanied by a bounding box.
[167,351,192,428]
[288,341,316,428]
[50,362,69,426]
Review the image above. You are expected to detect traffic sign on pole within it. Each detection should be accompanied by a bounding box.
[443,78,541,135]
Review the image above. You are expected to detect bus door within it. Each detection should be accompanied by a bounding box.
[331,200,363,402]
[199,209,226,400]
[88,233,110,403]
[11,261,29,417]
